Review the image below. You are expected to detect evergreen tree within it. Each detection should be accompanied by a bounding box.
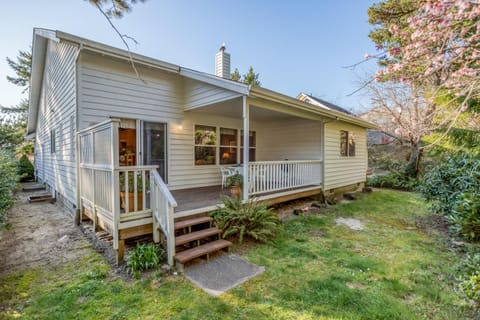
[6,50,31,92]
[1,50,32,152]
[231,68,241,81]
[242,66,261,86]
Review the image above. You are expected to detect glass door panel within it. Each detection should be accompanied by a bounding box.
[143,122,167,182]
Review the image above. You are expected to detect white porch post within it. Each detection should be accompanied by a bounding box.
[242,96,249,201]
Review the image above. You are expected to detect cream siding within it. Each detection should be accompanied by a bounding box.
[184,79,240,109]
[169,112,260,190]
[34,40,79,205]
[256,118,322,161]
[77,53,248,190]
[78,52,183,129]
[323,121,368,190]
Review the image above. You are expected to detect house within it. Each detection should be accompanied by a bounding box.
[27,28,377,266]
[358,107,400,146]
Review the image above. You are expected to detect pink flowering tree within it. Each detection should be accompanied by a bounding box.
[364,0,480,176]
[371,0,480,99]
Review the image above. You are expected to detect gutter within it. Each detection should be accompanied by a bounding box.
[249,86,379,130]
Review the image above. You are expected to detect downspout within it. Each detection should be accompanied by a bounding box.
[320,118,326,192]
[74,43,83,224]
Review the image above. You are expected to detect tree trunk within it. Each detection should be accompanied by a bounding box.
[405,143,423,178]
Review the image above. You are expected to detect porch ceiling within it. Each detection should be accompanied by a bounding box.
[186,97,305,121]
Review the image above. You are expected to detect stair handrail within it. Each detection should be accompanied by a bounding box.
[150,170,177,265]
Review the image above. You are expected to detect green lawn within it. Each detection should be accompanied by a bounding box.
[1,190,477,319]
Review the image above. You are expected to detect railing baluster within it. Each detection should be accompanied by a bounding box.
[247,160,323,196]
[124,171,129,213]
[133,171,138,212]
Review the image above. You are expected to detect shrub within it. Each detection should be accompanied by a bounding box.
[0,149,18,227]
[367,172,417,191]
[417,152,480,240]
[17,154,34,182]
[210,196,280,243]
[460,271,480,303]
[457,249,480,303]
[127,243,164,278]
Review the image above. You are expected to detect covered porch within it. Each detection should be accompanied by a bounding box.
[77,90,328,266]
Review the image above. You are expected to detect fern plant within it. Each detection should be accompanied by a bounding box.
[210,196,280,243]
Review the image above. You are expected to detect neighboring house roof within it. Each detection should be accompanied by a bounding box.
[297,93,354,115]
[27,28,377,136]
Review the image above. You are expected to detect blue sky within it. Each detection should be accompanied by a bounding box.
[0,0,378,113]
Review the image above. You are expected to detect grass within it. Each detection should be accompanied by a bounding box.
[1,190,477,319]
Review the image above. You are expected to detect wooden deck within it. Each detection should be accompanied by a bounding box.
[171,184,322,217]
[172,186,228,214]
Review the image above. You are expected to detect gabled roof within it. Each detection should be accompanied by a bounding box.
[297,93,354,115]
[27,28,377,136]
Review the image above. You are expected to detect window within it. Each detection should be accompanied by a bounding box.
[240,130,256,163]
[340,130,355,157]
[220,128,237,165]
[194,125,257,165]
[50,129,56,153]
[194,125,216,165]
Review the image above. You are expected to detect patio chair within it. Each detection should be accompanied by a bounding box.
[220,167,235,189]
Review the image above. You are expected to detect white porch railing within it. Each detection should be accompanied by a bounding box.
[78,119,178,265]
[248,160,322,195]
[150,170,177,266]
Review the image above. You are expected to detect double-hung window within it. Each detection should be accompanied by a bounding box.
[240,130,256,163]
[194,125,217,165]
[220,128,237,165]
[340,130,356,157]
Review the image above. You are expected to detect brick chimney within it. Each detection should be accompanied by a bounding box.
[215,43,231,79]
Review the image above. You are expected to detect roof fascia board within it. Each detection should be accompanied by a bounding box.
[250,87,379,129]
[56,30,180,73]
[180,68,250,96]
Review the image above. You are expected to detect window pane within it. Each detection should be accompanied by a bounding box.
[240,130,256,147]
[220,127,237,146]
[143,122,167,181]
[195,146,216,165]
[220,147,237,164]
[340,130,348,157]
[240,148,256,163]
[195,125,216,145]
[348,133,356,156]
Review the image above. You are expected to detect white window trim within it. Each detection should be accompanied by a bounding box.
[193,124,256,166]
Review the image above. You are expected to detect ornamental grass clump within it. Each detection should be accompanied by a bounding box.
[210,196,280,243]
[127,243,164,278]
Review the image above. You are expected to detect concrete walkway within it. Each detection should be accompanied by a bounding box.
[184,254,265,296]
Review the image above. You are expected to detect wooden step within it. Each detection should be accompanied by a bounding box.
[174,216,213,231]
[22,184,46,191]
[27,194,55,203]
[175,239,232,264]
[175,227,221,246]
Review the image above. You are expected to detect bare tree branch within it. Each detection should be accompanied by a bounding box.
[94,2,146,83]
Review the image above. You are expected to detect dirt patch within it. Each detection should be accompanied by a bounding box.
[273,197,328,221]
[0,189,92,277]
[0,187,141,279]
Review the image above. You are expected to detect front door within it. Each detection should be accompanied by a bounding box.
[142,121,167,182]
